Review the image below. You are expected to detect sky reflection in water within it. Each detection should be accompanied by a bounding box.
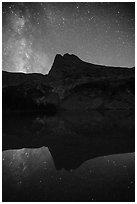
[3,147,134,202]
[2,110,135,201]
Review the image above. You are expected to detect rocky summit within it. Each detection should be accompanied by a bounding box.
[2,53,135,112]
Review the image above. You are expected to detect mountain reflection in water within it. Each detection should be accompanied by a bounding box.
[2,110,135,201]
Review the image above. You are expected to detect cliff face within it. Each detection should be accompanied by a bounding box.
[2,53,135,112]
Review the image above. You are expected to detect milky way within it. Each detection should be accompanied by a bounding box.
[2,2,135,74]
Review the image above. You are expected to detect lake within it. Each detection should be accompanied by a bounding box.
[2,109,135,201]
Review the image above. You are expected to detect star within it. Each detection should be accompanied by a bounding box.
[2,2,135,74]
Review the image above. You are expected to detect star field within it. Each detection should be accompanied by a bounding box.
[2,2,135,74]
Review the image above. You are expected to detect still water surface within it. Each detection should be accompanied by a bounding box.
[2,110,135,201]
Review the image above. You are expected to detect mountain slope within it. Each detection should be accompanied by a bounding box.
[2,53,135,112]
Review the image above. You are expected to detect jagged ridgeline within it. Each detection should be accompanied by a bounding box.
[2,53,135,112]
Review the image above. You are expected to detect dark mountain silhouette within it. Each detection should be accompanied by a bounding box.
[3,53,135,112]
[2,54,135,169]
[49,53,134,80]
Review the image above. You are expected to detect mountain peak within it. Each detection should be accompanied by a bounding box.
[48,53,84,79]
[63,53,82,62]
[52,53,82,65]
[48,53,134,81]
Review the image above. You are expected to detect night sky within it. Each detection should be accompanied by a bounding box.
[2,2,135,74]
